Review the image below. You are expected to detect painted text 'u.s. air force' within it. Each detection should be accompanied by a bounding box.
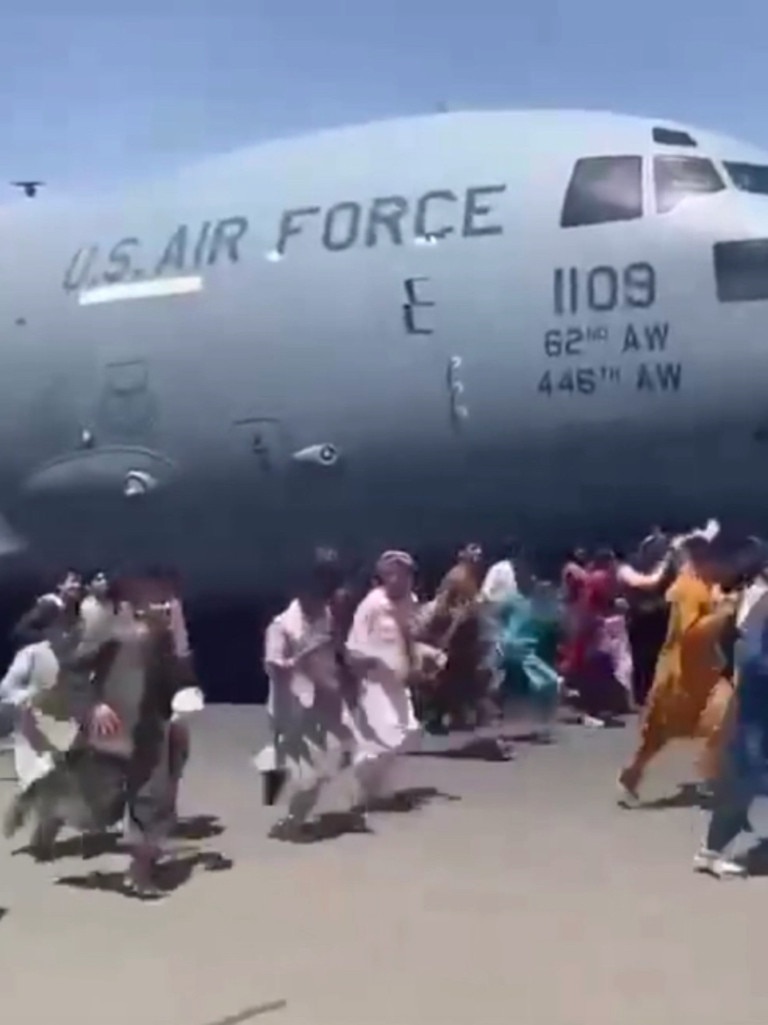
[62,185,507,292]
[275,185,506,255]
[63,217,248,293]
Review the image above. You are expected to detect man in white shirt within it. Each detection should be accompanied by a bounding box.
[264,557,361,841]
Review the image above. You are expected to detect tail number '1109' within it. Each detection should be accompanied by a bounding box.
[553,263,656,315]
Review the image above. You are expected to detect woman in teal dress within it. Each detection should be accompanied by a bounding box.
[495,561,562,740]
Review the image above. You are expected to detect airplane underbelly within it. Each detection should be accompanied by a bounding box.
[199,411,768,583]
[5,407,768,598]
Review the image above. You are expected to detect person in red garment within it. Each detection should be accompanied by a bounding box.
[561,547,589,607]
[560,550,672,727]
[559,548,589,687]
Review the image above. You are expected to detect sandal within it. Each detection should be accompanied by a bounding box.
[122,870,164,899]
[123,850,164,899]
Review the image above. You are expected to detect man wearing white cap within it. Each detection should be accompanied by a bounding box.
[346,550,436,808]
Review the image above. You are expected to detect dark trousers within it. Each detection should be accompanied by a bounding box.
[705,718,766,853]
[125,716,174,846]
[706,774,752,853]
[706,802,750,853]
[627,609,668,707]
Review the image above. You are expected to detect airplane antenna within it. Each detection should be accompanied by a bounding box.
[11,180,44,198]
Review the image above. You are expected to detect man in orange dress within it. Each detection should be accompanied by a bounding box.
[618,536,737,805]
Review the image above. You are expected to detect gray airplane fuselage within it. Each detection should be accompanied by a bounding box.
[3,108,768,597]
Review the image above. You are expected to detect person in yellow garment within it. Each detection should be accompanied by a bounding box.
[618,536,737,806]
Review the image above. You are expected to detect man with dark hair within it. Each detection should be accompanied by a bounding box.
[12,571,83,646]
[264,553,362,840]
[120,567,196,810]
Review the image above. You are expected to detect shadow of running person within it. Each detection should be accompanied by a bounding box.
[55,849,234,902]
[743,838,768,876]
[12,812,225,863]
[409,734,516,760]
[172,813,225,841]
[635,781,713,812]
[14,828,124,863]
[365,785,461,811]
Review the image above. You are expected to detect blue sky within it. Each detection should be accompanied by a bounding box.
[0,2,764,190]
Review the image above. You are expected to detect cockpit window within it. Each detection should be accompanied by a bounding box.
[653,156,725,214]
[560,156,643,228]
[724,162,768,195]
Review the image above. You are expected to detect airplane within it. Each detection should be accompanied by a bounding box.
[1,106,768,607]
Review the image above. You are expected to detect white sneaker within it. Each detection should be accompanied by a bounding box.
[582,714,605,728]
[617,781,640,808]
[693,848,747,879]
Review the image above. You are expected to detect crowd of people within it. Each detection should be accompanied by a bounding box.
[260,523,768,879]
[3,518,768,900]
[0,569,198,897]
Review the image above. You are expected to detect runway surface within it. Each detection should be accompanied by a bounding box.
[1,707,768,1025]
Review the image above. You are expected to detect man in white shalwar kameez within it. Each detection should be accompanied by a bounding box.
[0,628,73,791]
[346,550,424,808]
[1,574,85,791]
[265,560,362,841]
[0,572,124,854]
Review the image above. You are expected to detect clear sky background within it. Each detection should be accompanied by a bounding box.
[0,2,764,193]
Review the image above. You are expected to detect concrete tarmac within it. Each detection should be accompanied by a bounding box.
[1,707,768,1025]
